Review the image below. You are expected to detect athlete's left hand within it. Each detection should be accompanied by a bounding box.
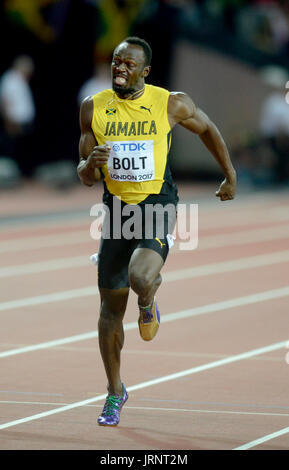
[215,176,236,201]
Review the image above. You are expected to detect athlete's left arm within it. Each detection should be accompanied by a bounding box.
[168,92,236,201]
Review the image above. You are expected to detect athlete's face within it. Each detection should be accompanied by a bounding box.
[111,43,150,97]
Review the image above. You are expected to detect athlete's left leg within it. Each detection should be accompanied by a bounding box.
[128,247,163,308]
[128,246,165,341]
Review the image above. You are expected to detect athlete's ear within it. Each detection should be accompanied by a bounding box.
[143,66,151,78]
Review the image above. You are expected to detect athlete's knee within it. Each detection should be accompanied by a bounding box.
[100,300,125,320]
[154,273,162,289]
[129,268,155,296]
[98,289,128,328]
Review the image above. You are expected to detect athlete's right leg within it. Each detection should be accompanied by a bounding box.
[96,224,134,392]
[97,285,130,426]
[98,287,129,396]
[96,234,133,426]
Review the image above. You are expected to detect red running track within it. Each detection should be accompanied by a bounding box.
[0,181,289,451]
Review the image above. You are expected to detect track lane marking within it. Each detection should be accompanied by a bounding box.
[0,231,92,253]
[1,400,289,418]
[233,426,289,450]
[1,223,289,254]
[1,248,289,313]
[0,286,97,312]
[1,247,289,280]
[2,203,287,315]
[1,194,288,237]
[1,285,289,358]
[0,339,286,430]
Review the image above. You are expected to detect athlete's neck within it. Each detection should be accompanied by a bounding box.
[115,85,145,100]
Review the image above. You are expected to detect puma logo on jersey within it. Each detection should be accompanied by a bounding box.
[140,105,152,114]
[155,238,166,249]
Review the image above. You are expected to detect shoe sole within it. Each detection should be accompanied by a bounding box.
[98,422,118,427]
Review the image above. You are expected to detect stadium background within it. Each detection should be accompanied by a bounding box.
[1,0,289,187]
[1,0,289,452]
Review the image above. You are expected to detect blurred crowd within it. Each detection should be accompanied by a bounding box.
[231,64,289,188]
[180,0,289,57]
[0,0,289,189]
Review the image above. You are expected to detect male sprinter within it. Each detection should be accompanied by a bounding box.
[78,37,236,426]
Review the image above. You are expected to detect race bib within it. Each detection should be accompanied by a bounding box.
[106,140,155,182]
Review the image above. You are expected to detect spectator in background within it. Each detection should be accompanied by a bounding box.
[259,65,289,184]
[132,0,182,87]
[94,0,146,62]
[258,0,289,55]
[235,0,289,55]
[274,0,289,55]
[231,64,289,189]
[0,55,35,177]
[78,62,111,107]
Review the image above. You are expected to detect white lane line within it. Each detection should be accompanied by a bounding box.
[0,287,97,312]
[0,196,283,234]
[1,285,289,358]
[1,223,289,254]
[0,231,92,253]
[0,339,286,430]
[0,218,89,234]
[2,246,289,280]
[0,193,288,236]
[233,426,289,450]
[163,249,289,282]
[0,255,89,278]
[2,249,289,311]
[198,224,289,250]
[1,401,289,418]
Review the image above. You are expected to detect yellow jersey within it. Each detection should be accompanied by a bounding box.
[91,84,177,205]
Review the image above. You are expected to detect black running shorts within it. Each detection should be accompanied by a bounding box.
[97,198,177,289]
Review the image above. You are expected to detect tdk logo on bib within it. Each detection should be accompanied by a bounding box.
[107,140,155,182]
[112,143,146,152]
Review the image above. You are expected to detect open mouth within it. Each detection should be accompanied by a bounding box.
[113,75,128,86]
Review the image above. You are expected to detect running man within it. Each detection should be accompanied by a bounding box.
[77,37,236,426]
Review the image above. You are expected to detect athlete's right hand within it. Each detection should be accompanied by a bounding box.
[87,145,111,168]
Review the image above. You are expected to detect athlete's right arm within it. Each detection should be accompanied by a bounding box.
[77,96,111,186]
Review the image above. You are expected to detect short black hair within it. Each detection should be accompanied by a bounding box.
[122,36,152,66]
